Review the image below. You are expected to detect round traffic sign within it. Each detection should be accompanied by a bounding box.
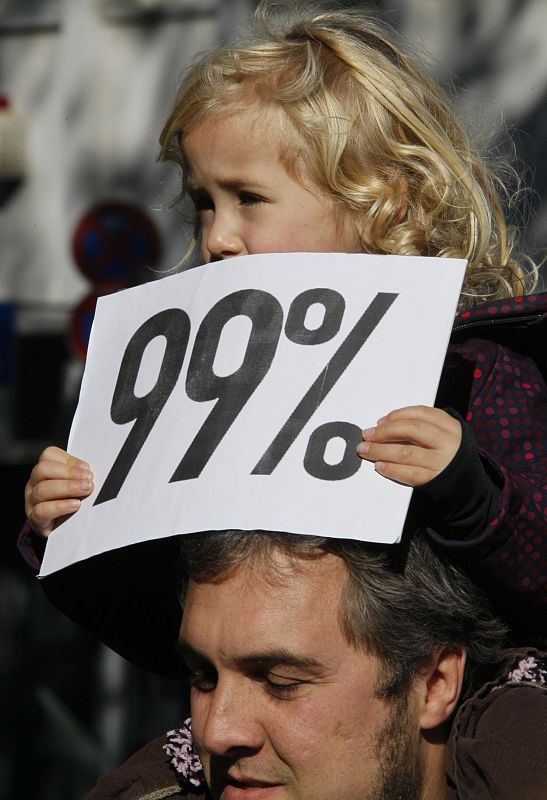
[72,201,160,285]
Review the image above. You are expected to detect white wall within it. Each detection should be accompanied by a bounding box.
[0,0,254,326]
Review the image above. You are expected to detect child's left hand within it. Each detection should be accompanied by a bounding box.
[357,405,462,487]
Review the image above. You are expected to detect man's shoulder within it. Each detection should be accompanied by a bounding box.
[446,650,547,800]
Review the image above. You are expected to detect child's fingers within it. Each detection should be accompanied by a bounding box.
[364,407,460,444]
[29,448,91,484]
[362,419,443,449]
[33,446,89,477]
[25,477,94,536]
[375,405,460,434]
[357,441,449,475]
[25,462,93,512]
[28,498,83,537]
[38,445,83,465]
[27,476,94,507]
[28,458,92,490]
[24,446,93,537]
[356,405,462,486]
[360,407,461,451]
[371,460,435,487]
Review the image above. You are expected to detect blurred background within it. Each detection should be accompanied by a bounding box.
[1,1,546,797]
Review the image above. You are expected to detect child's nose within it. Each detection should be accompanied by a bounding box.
[205,214,246,261]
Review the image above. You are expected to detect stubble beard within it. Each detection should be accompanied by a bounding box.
[372,696,423,800]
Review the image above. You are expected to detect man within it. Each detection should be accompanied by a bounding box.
[84,528,547,800]
[176,530,485,800]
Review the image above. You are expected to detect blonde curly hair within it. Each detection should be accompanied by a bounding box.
[159,3,537,305]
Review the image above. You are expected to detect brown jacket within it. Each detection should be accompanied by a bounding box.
[84,735,207,800]
[446,649,547,799]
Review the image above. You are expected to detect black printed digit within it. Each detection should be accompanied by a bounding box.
[170,289,283,482]
[94,308,190,505]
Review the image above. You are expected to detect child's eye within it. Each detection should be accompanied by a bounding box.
[191,194,214,213]
[239,192,264,206]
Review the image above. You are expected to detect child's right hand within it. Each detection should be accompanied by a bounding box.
[24,446,94,538]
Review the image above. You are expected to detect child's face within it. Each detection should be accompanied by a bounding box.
[183,110,359,263]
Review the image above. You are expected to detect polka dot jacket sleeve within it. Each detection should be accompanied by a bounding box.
[428,296,547,639]
[17,520,46,571]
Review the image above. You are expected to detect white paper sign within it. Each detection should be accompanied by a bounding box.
[40,252,466,577]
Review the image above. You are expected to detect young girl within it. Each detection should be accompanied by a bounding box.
[22,5,546,645]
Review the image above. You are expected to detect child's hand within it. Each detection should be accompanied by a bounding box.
[357,406,461,487]
[24,446,94,538]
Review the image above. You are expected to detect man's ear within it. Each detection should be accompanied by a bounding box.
[418,645,466,730]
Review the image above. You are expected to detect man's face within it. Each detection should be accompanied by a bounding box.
[178,550,423,800]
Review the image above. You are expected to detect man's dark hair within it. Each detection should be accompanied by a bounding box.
[178,529,507,702]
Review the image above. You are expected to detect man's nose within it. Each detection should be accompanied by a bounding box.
[205,212,246,261]
[200,680,264,757]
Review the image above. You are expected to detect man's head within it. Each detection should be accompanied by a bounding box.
[176,530,506,800]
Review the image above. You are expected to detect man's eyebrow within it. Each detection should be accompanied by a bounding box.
[175,640,207,663]
[175,641,326,672]
[237,649,326,672]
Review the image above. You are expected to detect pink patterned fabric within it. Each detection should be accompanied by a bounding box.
[163,718,205,789]
[507,655,547,685]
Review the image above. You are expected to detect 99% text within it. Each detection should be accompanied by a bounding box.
[95,288,398,505]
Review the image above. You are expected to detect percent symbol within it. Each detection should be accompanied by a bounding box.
[94,288,398,505]
[252,290,398,480]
